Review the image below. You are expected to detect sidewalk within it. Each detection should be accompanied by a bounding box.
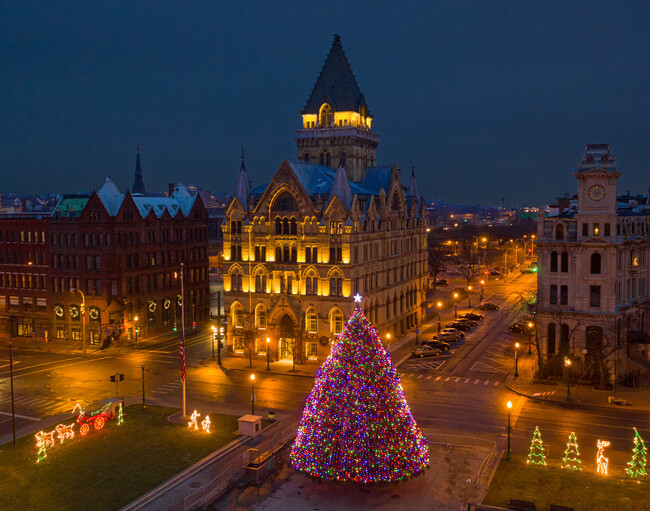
[506,354,650,412]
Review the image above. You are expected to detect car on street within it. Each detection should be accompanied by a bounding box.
[422,340,451,351]
[456,318,478,328]
[441,328,465,339]
[509,322,534,334]
[446,321,471,331]
[489,270,502,276]
[460,312,483,321]
[412,345,442,358]
[479,302,500,311]
[432,333,462,343]
[434,278,449,286]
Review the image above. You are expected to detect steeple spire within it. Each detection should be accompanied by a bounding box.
[406,164,420,199]
[132,145,146,195]
[234,146,252,209]
[329,163,352,209]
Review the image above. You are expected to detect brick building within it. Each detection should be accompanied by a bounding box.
[222,35,428,363]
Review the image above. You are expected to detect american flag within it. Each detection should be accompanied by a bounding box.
[180,329,186,383]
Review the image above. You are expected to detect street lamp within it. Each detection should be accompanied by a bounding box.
[250,373,256,415]
[527,322,534,355]
[437,302,442,333]
[453,292,459,318]
[480,280,485,302]
[514,342,520,377]
[467,286,472,307]
[506,401,513,460]
[564,357,572,400]
[141,362,146,410]
[134,316,139,348]
[211,325,216,358]
[71,288,86,355]
[266,337,271,371]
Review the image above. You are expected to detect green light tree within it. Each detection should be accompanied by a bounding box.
[527,426,546,466]
[562,432,582,470]
[626,428,647,479]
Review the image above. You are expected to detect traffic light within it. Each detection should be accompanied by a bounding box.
[173,322,177,332]
[532,267,538,273]
[192,321,197,330]
[135,327,140,334]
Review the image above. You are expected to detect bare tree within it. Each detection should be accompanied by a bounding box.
[455,240,481,285]
[428,244,447,289]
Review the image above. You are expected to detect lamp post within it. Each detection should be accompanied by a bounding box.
[211,325,216,358]
[218,326,224,365]
[134,316,139,348]
[506,400,512,460]
[514,342,520,377]
[71,288,86,355]
[480,280,485,302]
[453,293,459,318]
[564,357,571,400]
[141,362,146,410]
[250,373,255,415]
[385,332,391,349]
[10,341,16,445]
[266,337,271,371]
[527,322,533,355]
[467,286,472,308]
[437,302,442,333]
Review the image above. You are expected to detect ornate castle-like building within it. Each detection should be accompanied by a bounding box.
[222,35,428,363]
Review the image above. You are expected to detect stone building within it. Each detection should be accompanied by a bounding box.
[536,144,650,383]
[222,35,428,363]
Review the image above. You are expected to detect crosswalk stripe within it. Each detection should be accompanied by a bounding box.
[151,390,168,394]
[474,379,480,383]
[417,374,423,379]
[435,376,441,381]
[484,381,489,385]
[493,382,499,386]
[454,378,460,382]
[464,378,470,383]
[445,377,450,381]
[426,376,432,380]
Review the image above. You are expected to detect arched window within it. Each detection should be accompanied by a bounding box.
[275,218,281,234]
[586,326,602,357]
[255,305,267,329]
[303,153,310,163]
[329,308,343,334]
[340,151,346,167]
[556,224,564,240]
[547,323,556,355]
[291,246,297,262]
[306,310,318,333]
[290,218,297,235]
[232,303,244,328]
[590,253,602,274]
[319,103,333,127]
[560,324,570,353]
[283,244,289,262]
[561,252,569,272]
[283,218,289,234]
[550,251,558,272]
[319,153,324,165]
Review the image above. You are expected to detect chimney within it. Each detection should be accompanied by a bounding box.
[168,183,175,197]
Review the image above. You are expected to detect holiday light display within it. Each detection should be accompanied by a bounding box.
[290,306,429,483]
[188,410,200,430]
[626,428,647,479]
[75,402,112,435]
[55,423,75,444]
[201,415,211,433]
[597,440,610,475]
[35,430,55,462]
[527,426,546,466]
[117,402,124,425]
[562,432,581,471]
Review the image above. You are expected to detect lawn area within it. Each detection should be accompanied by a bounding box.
[0,405,240,511]
[483,454,650,511]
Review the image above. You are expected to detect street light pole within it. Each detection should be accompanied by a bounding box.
[506,401,512,460]
[527,322,533,355]
[250,373,255,415]
[211,325,216,358]
[10,341,16,446]
[141,362,146,410]
[453,293,459,318]
[72,288,86,355]
[134,316,139,348]
[514,342,520,377]
[564,357,572,400]
[266,337,270,370]
[467,286,472,308]
[437,302,442,333]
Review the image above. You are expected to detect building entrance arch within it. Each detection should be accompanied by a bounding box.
[279,314,295,360]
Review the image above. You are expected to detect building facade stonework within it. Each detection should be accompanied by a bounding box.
[536,144,650,383]
[222,36,428,363]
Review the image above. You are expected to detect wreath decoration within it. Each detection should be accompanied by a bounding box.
[163,299,171,310]
[54,304,64,318]
[148,300,157,313]
[89,308,99,321]
[70,306,79,319]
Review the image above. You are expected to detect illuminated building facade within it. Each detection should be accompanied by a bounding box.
[223,35,428,363]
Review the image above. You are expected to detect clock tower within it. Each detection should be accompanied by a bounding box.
[575,144,620,240]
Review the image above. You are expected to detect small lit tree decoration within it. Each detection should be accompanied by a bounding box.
[117,402,124,425]
[35,430,55,462]
[527,426,547,466]
[290,305,429,483]
[626,428,647,479]
[597,440,610,475]
[188,410,200,430]
[562,432,582,471]
[201,415,211,433]
[55,424,75,444]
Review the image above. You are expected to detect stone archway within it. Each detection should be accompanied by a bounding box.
[279,314,295,360]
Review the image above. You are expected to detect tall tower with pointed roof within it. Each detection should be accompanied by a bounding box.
[132,145,146,195]
[294,35,379,183]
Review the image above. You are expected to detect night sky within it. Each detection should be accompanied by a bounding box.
[2,1,649,206]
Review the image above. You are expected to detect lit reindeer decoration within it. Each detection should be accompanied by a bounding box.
[596,440,610,475]
[55,423,75,444]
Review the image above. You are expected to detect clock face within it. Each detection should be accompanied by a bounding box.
[588,185,606,202]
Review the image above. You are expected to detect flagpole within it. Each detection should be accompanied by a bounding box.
[180,262,186,417]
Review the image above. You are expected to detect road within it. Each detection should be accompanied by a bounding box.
[1,271,649,476]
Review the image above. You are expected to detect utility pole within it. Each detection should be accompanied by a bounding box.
[180,262,187,417]
[10,341,16,446]
[141,362,146,409]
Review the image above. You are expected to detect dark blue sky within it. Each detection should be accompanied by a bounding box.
[2,1,649,205]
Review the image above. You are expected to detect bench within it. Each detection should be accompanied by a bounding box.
[507,499,536,511]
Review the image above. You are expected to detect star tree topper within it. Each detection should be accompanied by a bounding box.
[353,293,362,303]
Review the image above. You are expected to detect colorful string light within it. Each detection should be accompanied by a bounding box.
[290,307,429,483]
[117,402,124,425]
[527,426,546,466]
[55,423,75,444]
[562,432,581,471]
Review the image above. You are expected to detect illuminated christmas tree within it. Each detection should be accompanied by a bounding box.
[562,432,582,470]
[527,426,546,466]
[290,305,429,483]
[626,428,647,479]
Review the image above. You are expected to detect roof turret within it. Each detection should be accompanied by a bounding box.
[328,163,352,209]
[234,147,252,208]
[132,145,146,195]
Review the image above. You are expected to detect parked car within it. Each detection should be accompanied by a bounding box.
[412,345,442,358]
[441,328,465,339]
[509,322,534,334]
[489,270,502,276]
[422,340,451,351]
[456,318,478,328]
[446,321,471,331]
[434,278,449,286]
[432,333,462,343]
[479,302,500,311]
[460,312,483,321]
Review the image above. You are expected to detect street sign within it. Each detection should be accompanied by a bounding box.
[110,374,125,382]
[415,329,420,334]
